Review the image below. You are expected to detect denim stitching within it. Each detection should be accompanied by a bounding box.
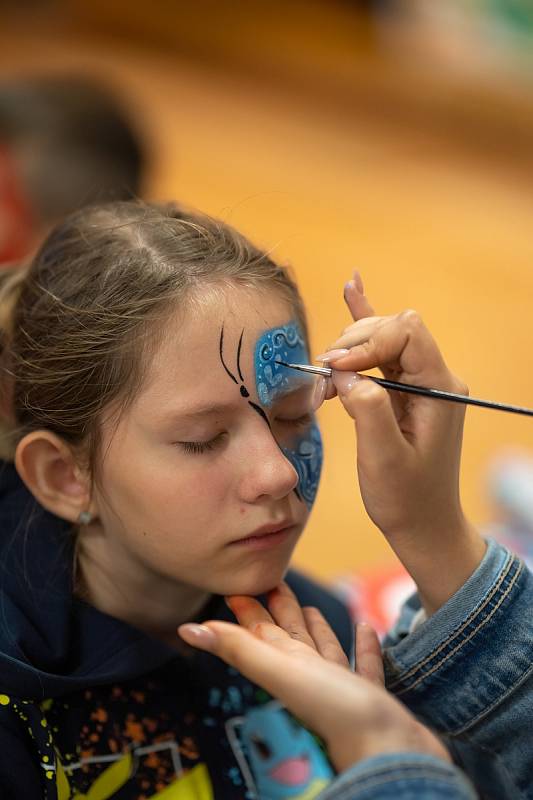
[394,557,522,693]
[388,551,515,687]
[451,659,533,736]
[387,554,521,691]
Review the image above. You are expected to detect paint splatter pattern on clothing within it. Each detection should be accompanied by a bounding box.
[0,662,333,799]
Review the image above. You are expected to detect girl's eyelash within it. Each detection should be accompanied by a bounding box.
[180,441,215,454]
[176,416,312,455]
[178,434,224,455]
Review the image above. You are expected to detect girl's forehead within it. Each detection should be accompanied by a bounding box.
[254,320,310,407]
[141,291,305,403]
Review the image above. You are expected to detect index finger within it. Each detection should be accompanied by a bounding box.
[344,272,375,321]
[226,595,274,632]
[330,310,449,386]
[266,582,318,649]
[302,607,350,668]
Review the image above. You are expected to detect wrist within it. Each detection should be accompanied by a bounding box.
[419,527,486,616]
[329,719,451,773]
[385,517,486,616]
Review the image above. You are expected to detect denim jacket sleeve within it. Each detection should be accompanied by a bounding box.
[382,538,533,799]
[317,753,477,799]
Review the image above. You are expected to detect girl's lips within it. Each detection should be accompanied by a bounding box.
[229,524,296,549]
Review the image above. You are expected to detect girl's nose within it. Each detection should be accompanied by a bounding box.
[238,433,299,503]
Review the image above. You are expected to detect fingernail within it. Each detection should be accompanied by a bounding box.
[178,623,217,649]
[353,270,364,294]
[315,348,349,362]
[344,280,355,296]
[311,376,327,411]
[332,370,362,397]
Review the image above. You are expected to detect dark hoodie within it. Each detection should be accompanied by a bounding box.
[0,461,353,800]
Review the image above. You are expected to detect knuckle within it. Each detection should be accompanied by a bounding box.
[282,639,310,658]
[253,621,274,638]
[453,376,469,396]
[358,339,376,359]
[398,308,423,329]
[356,381,387,406]
[287,626,307,641]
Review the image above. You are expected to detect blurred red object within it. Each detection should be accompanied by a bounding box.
[333,562,416,639]
[0,145,34,265]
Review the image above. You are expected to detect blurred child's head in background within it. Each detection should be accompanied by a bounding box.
[0,75,146,264]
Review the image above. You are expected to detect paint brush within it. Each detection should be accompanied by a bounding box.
[277,361,533,418]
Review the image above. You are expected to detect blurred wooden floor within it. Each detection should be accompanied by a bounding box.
[2,9,533,581]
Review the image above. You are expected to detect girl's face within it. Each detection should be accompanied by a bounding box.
[92,287,322,597]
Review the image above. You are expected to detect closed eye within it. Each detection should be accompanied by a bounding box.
[175,432,227,454]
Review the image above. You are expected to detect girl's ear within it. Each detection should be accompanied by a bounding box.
[15,431,95,523]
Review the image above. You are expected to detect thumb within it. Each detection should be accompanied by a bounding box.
[333,373,407,465]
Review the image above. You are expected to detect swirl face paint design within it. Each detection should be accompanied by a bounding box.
[255,324,305,407]
[280,424,323,509]
[218,321,323,508]
[254,322,323,508]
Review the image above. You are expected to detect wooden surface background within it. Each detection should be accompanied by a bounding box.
[2,1,533,581]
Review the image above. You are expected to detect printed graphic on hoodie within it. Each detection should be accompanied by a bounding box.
[0,680,332,799]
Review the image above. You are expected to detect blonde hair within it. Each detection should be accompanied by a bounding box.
[0,201,307,473]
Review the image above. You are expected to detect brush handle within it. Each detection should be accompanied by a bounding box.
[368,376,533,418]
[280,361,533,417]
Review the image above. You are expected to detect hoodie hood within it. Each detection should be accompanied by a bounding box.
[0,461,179,701]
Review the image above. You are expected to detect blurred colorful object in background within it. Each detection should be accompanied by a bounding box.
[0,75,146,265]
[0,145,33,265]
[484,449,533,571]
[333,563,415,639]
[379,0,533,76]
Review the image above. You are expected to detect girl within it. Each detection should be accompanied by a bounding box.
[0,201,354,799]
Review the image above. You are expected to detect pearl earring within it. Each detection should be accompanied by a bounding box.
[78,510,93,525]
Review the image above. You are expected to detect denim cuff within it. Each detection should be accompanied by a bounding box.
[383,538,532,734]
[318,753,477,800]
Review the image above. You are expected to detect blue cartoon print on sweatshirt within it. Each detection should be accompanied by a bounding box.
[226,700,332,799]
[254,321,323,508]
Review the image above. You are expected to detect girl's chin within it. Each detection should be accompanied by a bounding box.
[213,564,291,599]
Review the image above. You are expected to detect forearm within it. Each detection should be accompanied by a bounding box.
[387,518,487,617]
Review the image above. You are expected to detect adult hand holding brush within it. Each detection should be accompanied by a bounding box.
[319,274,486,616]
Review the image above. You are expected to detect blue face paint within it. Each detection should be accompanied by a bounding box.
[282,425,323,509]
[254,321,323,508]
[255,322,309,408]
